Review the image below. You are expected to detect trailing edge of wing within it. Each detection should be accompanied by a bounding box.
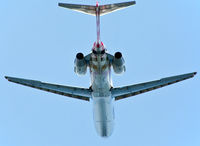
[111,72,197,101]
[58,1,136,16]
[5,76,91,101]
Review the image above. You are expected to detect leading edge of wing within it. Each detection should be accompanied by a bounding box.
[5,76,91,101]
[112,72,197,101]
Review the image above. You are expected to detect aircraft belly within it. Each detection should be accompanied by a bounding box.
[95,121,114,137]
[90,57,112,91]
[92,96,114,137]
[90,54,114,136]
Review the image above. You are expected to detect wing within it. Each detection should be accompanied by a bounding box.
[111,72,197,101]
[5,76,91,101]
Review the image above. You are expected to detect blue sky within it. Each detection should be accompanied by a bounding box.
[1,0,199,145]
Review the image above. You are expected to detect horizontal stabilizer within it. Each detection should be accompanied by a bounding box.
[99,1,136,16]
[5,76,91,101]
[112,72,197,101]
[58,3,96,16]
[58,1,136,16]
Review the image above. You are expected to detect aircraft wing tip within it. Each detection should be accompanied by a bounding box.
[5,76,9,80]
[191,72,197,77]
[58,3,62,7]
[5,76,16,82]
[58,3,66,7]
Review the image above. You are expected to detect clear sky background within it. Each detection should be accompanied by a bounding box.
[1,0,199,145]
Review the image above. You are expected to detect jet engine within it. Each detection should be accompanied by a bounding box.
[112,52,125,74]
[74,53,87,75]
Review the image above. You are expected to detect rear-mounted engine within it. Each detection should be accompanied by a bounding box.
[112,52,125,74]
[74,53,87,75]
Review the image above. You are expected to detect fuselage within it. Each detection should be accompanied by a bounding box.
[73,1,126,137]
[90,52,114,137]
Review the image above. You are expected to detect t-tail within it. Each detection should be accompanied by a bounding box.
[58,1,136,43]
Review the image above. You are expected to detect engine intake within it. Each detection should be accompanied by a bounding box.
[112,52,125,74]
[76,53,84,60]
[74,53,87,75]
[115,52,122,59]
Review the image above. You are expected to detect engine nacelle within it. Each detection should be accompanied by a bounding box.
[74,53,87,75]
[112,52,125,74]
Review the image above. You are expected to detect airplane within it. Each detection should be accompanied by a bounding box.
[5,1,197,137]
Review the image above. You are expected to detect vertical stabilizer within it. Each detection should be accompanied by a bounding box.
[96,1,100,42]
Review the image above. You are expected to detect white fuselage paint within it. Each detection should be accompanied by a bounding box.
[90,53,114,137]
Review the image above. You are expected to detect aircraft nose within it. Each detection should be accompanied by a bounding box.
[95,121,114,137]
